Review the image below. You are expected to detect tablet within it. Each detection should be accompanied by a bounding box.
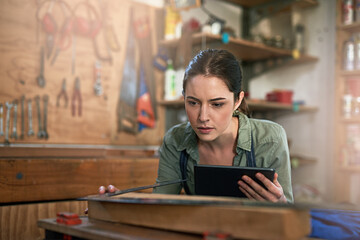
[194,165,275,198]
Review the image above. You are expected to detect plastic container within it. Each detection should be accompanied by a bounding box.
[266,90,293,104]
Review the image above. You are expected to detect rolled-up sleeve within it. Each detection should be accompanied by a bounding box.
[153,134,182,194]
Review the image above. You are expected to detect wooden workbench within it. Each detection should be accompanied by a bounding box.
[38,217,202,240]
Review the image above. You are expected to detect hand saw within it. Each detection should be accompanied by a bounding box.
[117,8,139,134]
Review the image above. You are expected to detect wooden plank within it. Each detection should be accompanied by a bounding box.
[0,146,156,158]
[38,217,202,240]
[0,200,87,240]
[87,193,311,240]
[0,157,159,203]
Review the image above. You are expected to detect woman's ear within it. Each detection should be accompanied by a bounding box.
[234,91,244,110]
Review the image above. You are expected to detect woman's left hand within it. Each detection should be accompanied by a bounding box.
[238,172,287,203]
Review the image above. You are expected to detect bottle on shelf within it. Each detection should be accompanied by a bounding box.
[343,36,355,71]
[343,0,354,25]
[164,59,176,100]
[343,85,353,118]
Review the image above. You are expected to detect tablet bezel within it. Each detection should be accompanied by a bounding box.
[194,165,275,198]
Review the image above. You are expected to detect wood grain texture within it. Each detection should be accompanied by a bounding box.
[87,193,311,240]
[0,157,159,203]
[0,200,87,240]
[0,0,164,146]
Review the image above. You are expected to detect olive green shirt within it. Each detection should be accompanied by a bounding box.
[153,112,294,203]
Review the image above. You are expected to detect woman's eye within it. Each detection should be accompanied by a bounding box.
[212,103,224,108]
[187,101,197,106]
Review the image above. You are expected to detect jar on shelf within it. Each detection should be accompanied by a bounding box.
[343,36,355,71]
[343,0,354,25]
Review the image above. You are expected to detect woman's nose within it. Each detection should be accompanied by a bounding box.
[198,106,209,122]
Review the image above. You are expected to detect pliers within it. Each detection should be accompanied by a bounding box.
[57,78,68,107]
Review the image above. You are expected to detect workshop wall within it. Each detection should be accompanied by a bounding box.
[0,0,164,146]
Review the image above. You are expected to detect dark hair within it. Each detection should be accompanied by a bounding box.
[183,49,250,117]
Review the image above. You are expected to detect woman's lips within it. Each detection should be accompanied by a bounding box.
[197,127,213,134]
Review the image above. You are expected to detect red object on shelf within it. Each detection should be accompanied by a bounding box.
[56,212,82,225]
[266,90,293,104]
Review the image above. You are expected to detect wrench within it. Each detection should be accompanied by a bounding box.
[94,60,103,96]
[0,103,3,136]
[20,95,25,139]
[35,95,45,138]
[4,102,13,145]
[37,47,46,88]
[43,94,49,139]
[10,99,18,140]
[27,99,34,136]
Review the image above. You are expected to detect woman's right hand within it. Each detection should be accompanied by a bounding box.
[98,184,119,195]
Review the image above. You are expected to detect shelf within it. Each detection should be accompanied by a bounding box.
[158,99,317,113]
[341,117,360,123]
[341,70,360,76]
[340,165,360,173]
[222,0,318,9]
[290,154,317,168]
[247,99,318,113]
[338,22,360,33]
[160,32,318,62]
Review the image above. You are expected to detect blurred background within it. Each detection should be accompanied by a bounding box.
[1,0,359,238]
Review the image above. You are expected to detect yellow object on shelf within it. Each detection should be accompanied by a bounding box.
[164,6,182,40]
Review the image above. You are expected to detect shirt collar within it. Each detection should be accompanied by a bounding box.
[235,112,252,153]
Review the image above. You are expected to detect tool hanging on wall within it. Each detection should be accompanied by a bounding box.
[39,0,57,59]
[57,78,68,107]
[20,95,25,139]
[0,103,3,137]
[71,77,82,117]
[50,16,73,65]
[27,99,35,137]
[134,16,157,120]
[37,46,46,88]
[35,95,45,139]
[98,0,120,52]
[36,0,72,59]
[117,8,138,134]
[10,100,18,140]
[137,63,155,132]
[4,102,13,145]
[93,60,103,96]
[43,95,49,139]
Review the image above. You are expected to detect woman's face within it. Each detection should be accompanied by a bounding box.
[184,74,242,142]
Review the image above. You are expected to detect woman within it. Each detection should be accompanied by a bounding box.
[101,49,293,203]
[153,49,292,203]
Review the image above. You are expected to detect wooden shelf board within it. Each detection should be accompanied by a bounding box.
[341,69,360,76]
[161,33,318,62]
[340,165,360,173]
[342,118,360,123]
[161,33,292,61]
[221,0,318,9]
[247,99,318,112]
[338,22,360,33]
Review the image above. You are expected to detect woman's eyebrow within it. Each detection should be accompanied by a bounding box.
[186,96,199,101]
[209,97,226,102]
[186,96,227,102]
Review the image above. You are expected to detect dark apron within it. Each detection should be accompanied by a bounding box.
[180,135,256,194]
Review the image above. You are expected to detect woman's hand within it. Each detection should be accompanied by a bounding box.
[98,184,119,195]
[237,172,287,203]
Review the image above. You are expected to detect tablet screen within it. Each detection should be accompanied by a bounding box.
[194,165,275,198]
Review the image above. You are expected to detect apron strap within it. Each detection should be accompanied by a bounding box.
[180,150,191,195]
[245,134,257,167]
